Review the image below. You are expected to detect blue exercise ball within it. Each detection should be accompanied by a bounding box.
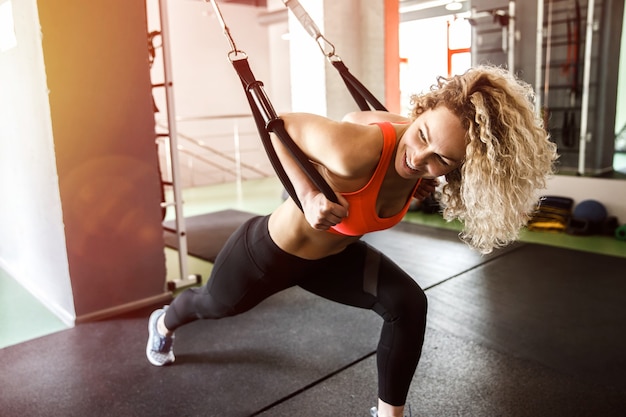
[573,199,608,224]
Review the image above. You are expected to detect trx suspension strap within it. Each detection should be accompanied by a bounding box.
[208,0,338,209]
[282,0,388,112]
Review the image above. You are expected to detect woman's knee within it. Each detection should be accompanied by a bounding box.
[400,284,427,324]
[382,281,428,330]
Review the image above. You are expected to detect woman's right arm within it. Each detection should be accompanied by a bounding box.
[270,113,353,230]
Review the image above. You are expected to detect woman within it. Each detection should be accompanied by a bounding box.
[146,65,557,417]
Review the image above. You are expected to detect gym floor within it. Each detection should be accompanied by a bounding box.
[1,177,625,416]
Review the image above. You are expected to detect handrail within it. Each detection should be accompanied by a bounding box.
[175,113,253,122]
[177,147,241,179]
[155,116,272,186]
[155,119,268,177]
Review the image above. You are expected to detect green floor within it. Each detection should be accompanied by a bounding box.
[615,151,626,169]
[0,268,68,349]
[2,176,624,349]
[403,211,626,259]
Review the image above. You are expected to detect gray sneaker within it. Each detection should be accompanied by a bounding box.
[369,404,412,416]
[146,307,175,366]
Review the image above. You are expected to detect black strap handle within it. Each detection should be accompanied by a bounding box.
[330,60,387,112]
[232,58,339,208]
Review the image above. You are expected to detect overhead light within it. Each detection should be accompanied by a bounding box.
[445,1,463,11]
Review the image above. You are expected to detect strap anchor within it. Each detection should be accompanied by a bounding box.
[282,0,338,58]
[208,0,247,61]
[227,50,248,62]
[316,35,337,59]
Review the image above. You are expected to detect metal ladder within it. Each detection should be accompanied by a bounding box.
[151,0,201,292]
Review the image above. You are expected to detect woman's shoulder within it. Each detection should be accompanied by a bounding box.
[334,121,387,178]
[342,110,411,125]
[280,113,387,179]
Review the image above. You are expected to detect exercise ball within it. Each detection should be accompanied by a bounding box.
[572,199,608,224]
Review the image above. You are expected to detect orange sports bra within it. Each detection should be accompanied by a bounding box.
[329,122,421,237]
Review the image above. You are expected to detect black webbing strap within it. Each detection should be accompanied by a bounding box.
[231,58,339,208]
[331,60,388,112]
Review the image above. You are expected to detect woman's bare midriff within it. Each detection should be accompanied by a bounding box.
[268,199,362,260]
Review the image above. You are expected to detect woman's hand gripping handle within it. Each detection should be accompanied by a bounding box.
[301,191,350,231]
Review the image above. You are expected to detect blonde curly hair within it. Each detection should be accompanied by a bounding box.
[410,65,558,254]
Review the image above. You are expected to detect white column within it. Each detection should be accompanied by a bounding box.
[288,0,386,120]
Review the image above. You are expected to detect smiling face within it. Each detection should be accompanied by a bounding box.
[395,105,467,180]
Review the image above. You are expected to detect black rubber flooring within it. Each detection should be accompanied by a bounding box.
[1,223,625,417]
[163,210,257,262]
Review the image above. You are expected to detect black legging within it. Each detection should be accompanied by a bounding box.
[165,215,427,406]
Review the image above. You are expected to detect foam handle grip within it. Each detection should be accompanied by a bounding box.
[615,224,626,241]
